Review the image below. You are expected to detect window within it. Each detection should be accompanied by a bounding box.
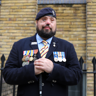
[38,0,86,4]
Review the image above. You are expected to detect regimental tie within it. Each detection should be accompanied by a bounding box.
[40,40,48,58]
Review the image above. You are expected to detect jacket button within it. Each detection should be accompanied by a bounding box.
[28,80,35,84]
[52,80,57,83]
[42,83,44,86]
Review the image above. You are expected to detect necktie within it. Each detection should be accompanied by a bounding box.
[40,40,48,58]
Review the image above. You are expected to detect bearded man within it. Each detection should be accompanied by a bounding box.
[3,7,82,96]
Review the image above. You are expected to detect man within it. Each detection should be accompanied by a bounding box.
[3,7,82,96]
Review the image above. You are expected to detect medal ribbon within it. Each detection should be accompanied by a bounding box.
[30,50,33,57]
[27,50,30,56]
[34,49,38,54]
[61,52,64,59]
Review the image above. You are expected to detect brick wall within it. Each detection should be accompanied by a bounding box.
[0,0,37,60]
[0,0,37,95]
[87,0,96,96]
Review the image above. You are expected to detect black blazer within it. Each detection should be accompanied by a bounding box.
[3,34,82,96]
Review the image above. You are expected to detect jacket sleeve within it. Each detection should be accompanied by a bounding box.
[47,44,82,86]
[3,42,38,85]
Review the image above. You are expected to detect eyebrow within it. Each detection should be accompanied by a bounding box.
[42,16,55,19]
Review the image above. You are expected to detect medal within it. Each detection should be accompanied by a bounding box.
[29,50,34,61]
[54,57,58,62]
[22,62,26,66]
[22,51,27,61]
[22,55,26,61]
[33,49,38,61]
[62,52,66,62]
[33,56,37,61]
[25,55,29,61]
[58,52,62,62]
[53,52,58,62]
[22,61,29,66]
[63,58,66,62]
[29,56,33,61]
[23,51,29,61]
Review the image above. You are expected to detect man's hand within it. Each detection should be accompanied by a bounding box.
[34,58,54,75]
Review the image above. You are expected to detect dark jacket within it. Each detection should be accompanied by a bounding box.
[3,34,82,96]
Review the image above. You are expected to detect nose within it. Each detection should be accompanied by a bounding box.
[46,19,51,25]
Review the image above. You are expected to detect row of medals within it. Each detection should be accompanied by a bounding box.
[22,49,38,66]
[53,52,66,62]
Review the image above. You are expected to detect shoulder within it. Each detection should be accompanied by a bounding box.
[17,36,33,42]
[12,36,34,48]
[15,35,34,44]
[54,36,73,46]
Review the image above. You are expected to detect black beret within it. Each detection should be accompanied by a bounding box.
[35,7,56,20]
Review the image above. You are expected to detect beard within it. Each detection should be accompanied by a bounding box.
[36,25,56,39]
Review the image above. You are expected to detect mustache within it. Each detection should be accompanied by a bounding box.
[43,24,51,29]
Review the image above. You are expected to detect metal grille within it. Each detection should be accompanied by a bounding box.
[38,0,86,4]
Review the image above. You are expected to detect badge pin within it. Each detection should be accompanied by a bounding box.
[53,42,56,47]
[53,44,55,47]
[31,42,37,45]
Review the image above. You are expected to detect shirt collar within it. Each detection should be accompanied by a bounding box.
[36,33,53,44]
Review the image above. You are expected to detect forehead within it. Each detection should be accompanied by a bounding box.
[39,16,56,20]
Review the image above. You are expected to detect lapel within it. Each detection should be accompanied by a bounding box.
[29,34,41,59]
[46,36,58,58]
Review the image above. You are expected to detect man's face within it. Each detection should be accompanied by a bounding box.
[36,16,56,39]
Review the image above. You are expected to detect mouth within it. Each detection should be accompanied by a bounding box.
[44,27,50,30]
[43,25,51,30]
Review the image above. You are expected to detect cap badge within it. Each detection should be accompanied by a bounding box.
[52,10,55,16]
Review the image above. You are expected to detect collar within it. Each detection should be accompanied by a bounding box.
[36,33,53,44]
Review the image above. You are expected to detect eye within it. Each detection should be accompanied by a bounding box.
[41,17,46,21]
[42,19,46,21]
[51,18,55,21]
